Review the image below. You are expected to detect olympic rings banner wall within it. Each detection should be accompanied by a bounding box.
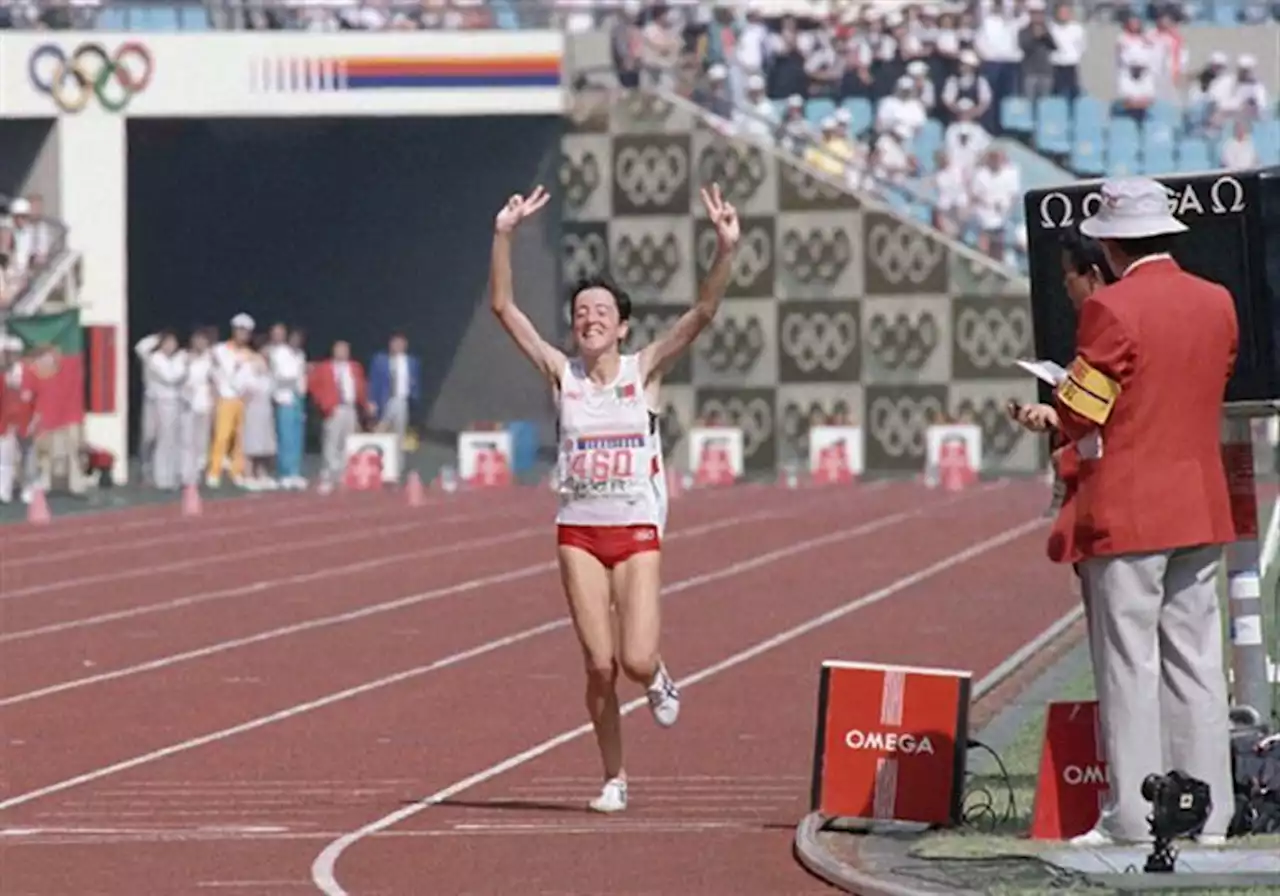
[0,31,564,117]
[560,89,1040,476]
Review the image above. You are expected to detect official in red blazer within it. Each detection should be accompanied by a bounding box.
[1035,178,1236,846]
[307,340,370,494]
[0,339,36,504]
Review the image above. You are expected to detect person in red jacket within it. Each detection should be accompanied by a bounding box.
[1016,178,1237,846]
[307,340,370,494]
[0,339,37,504]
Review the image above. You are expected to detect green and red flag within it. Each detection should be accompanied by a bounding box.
[7,308,85,431]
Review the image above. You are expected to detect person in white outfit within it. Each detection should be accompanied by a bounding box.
[267,323,308,489]
[239,346,278,489]
[134,332,161,484]
[488,182,740,814]
[180,329,215,488]
[0,336,33,503]
[139,331,187,490]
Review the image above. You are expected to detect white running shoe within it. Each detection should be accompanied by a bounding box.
[588,777,628,814]
[647,662,680,728]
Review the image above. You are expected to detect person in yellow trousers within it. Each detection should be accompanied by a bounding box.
[206,313,254,488]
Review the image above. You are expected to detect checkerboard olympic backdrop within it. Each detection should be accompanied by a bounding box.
[560,91,1040,476]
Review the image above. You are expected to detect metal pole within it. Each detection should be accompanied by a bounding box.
[1221,417,1273,723]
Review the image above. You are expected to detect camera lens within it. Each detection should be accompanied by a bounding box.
[1141,773,1162,801]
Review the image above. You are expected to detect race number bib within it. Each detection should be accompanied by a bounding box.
[563,434,644,498]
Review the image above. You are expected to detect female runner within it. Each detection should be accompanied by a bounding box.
[490,182,739,813]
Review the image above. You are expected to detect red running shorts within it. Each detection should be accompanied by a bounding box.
[557,524,661,569]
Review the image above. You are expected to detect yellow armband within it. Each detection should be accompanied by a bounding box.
[1055,356,1121,426]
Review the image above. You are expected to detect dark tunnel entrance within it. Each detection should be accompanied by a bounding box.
[126,115,563,455]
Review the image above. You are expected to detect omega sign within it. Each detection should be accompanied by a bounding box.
[844,728,935,755]
[1037,175,1246,230]
[1062,763,1109,786]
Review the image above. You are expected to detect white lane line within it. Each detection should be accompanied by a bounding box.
[308,515,1046,896]
[0,523,543,643]
[4,495,515,568]
[0,505,538,601]
[0,500,946,811]
[0,511,786,706]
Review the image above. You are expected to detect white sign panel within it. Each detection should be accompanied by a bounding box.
[808,425,864,476]
[925,424,983,475]
[1,31,565,118]
[688,426,744,477]
[344,432,401,483]
[458,430,513,481]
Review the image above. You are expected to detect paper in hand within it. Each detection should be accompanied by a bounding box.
[1015,359,1068,387]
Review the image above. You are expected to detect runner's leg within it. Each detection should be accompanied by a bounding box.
[558,544,626,786]
[613,542,680,727]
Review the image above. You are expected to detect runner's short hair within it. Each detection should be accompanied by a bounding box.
[569,276,632,322]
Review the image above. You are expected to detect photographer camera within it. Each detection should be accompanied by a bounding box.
[1142,770,1213,872]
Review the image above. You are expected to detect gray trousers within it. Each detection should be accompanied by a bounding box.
[139,396,157,480]
[380,395,409,441]
[151,397,182,489]
[321,405,358,483]
[180,409,211,487]
[1080,545,1235,840]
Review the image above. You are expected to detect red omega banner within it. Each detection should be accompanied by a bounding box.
[1221,441,1259,539]
[810,661,971,826]
[1029,700,1110,840]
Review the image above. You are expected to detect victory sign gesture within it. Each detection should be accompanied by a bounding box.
[495,185,551,234]
[700,184,740,254]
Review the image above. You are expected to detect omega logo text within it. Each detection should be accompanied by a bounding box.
[1038,175,1246,229]
[844,729,935,755]
[1062,764,1109,786]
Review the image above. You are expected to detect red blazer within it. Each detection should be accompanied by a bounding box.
[1046,438,1080,565]
[1053,257,1238,558]
[308,360,368,419]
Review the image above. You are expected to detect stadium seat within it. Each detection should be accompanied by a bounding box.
[1254,120,1280,165]
[1107,126,1141,176]
[910,201,933,225]
[1144,141,1176,174]
[1034,96,1071,154]
[1109,115,1141,148]
[1177,137,1213,172]
[842,97,874,134]
[1211,0,1240,24]
[1073,96,1108,139]
[1001,96,1034,133]
[1071,137,1105,175]
[805,98,836,125]
[1147,101,1182,130]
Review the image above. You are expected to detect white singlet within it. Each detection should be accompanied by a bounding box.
[553,354,668,534]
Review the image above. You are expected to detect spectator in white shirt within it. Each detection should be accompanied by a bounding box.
[1047,2,1086,98]
[1220,120,1260,170]
[1115,61,1157,122]
[1114,13,1153,71]
[640,4,681,88]
[945,98,992,173]
[906,59,936,111]
[931,149,971,238]
[973,3,1022,129]
[1228,55,1269,124]
[736,74,779,143]
[735,5,770,79]
[267,322,309,489]
[872,122,917,186]
[876,76,927,141]
[942,51,994,127]
[6,198,37,284]
[180,328,215,488]
[140,331,186,491]
[1147,10,1186,102]
[969,147,1021,262]
[1187,51,1234,131]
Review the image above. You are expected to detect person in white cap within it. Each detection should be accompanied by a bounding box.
[1014,177,1237,846]
[1186,51,1233,131]
[876,74,926,140]
[1228,54,1268,124]
[0,336,35,504]
[941,50,993,126]
[134,330,186,490]
[206,313,255,487]
[735,73,779,142]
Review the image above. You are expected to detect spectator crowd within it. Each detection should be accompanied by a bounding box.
[602,0,1277,269]
[0,195,61,309]
[131,315,421,496]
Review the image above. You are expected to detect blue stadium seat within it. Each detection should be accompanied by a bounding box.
[1254,120,1280,165]
[491,0,520,28]
[1034,96,1071,154]
[1144,141,1176,174]
[1177,137,1213,172]
[1211,0,1240,24]
[1147,101,1182,130]
[1071,137,1105,175]
[1001,96,1034,133]
[1107,126,1141,176]
[1109,115,1141,149]
[910,202,933,225]
[805,98,836,125]
[842,97,874,134]
[918,117,944,147]
[1073,96,1108,138]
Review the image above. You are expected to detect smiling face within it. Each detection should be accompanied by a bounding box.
[571,285,628,360]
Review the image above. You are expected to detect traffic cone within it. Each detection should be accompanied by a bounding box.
[26,487,51,525]
[181,482,202,517]
[405,471,425,507]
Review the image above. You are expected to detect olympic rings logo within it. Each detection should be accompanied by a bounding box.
[780,310,858,374]
[29,42,154,114]
[955,306,1030,370]
[869,394,943,459]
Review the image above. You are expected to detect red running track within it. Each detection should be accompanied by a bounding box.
[0,480,1075,895]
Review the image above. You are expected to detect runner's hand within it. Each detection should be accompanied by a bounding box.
[700,184,739,252]
[495,186,551,234]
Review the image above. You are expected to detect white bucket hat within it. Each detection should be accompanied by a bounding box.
[1078,177,1188,240]
[231,313,256,331]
